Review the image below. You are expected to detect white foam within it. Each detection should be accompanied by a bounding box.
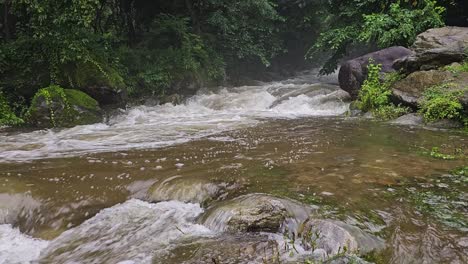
[0,224,49,264]
[0,73,348,162]
[38,199,213,263]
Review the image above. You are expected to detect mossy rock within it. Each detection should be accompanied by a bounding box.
[26,86,102,128]
[62,61,126,105]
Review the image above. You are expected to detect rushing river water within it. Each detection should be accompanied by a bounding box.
[0,71,467,264]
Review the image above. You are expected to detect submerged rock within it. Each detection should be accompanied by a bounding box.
[26,86,102,128]
[394,27,468,73]
[299,219,385,256]
[147,176,239,206]
[270,83,350,108]
[338,46,414,98]
[201,193,314,233]
[390,113,424,126]
[160,234,281,264]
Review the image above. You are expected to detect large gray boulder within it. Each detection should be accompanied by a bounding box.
[391,69,468,111]
[394,27,468,73]
[391,70,452,107]
[338,46,414,98]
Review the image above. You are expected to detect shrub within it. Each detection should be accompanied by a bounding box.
[419,84,465,123]
[0,92,24,127]
[356,62,390,112]
[355,61,409,121]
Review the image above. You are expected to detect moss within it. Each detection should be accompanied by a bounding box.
[63,60,125,91]
[26,85,101,128]
[64,89,99,110]
[444,61,468,74]
[372,105,409,121]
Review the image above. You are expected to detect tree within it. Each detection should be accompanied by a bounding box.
[308,0,446,75]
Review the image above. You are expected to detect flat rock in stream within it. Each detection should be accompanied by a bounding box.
[147,176,240,206]
[161,234,372,264]
[201,193,315,233]
[300,219,385,256]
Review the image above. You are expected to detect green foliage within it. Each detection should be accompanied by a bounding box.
[359,0,445,48]
[425,146,465,160]
[418,84,465,123]
[120,15,225,96]
[26,85,100,128]
[444,61,468,74]
[310,0,446,74]
[205,0,285,67]
[356,62,390,112]
[356,61,408,120]
[373,105,410,121]
[0,92,24,126]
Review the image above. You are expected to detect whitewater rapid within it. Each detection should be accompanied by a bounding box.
[0,72,348,162]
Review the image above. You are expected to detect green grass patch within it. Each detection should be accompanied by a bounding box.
[418,83,466,125]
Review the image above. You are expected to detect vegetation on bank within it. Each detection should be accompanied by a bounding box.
[0,0,467,127]
[355,62,409,121]
[355,59,468,127]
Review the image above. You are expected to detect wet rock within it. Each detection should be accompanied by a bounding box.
[26,86,102,128]
[338,46,414,98]
[390,113,424,126]
[147,176,239,206]
[391,70,452,107]
[299,219,385,256]
[81,85,126,106]
[391,70,468,114]
[201,194,314,233]
[270,83,350,107]
[161,94,183,105]
[325,255,372,264]
[426,119,464,129]
[394,27,468,73]
[160,234,281,264]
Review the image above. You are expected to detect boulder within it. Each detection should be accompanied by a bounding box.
[147,176,240,206]
[391,70,468,110]
[80,86,125,106]
[339,46,414,98]
[64,61,127,106]
[391,70,452,107]
[390,113,424,126]
[26,86,102,128]
[202,194,288,233]
[201,193,315,233]
[299,219,385,256]
[394,27,468,73]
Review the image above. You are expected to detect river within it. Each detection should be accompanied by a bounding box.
[0,71,467,263]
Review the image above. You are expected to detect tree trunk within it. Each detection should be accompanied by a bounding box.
[185,0,201,34]
[2,0,11,40]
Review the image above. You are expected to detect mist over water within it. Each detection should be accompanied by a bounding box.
[0,71,348,162]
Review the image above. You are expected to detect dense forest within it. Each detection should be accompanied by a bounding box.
[1,0,467,126]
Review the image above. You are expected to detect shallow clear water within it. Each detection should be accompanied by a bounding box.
[0,72,467,263]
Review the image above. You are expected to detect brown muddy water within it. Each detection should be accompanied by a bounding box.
[0,74,467,263]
